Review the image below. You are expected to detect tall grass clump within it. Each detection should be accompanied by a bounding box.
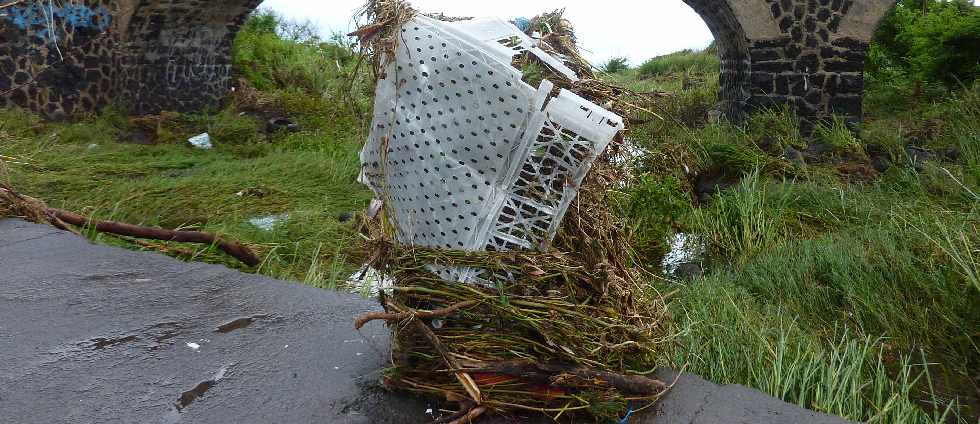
[233,10,359,95]
[689,171,789,263]
[916,220,980,293]
[745,107,804,152]
[814,117,864,157]
[670,281,969,423]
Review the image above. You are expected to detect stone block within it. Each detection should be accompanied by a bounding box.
[755,60,794,73]
[829,95,863,116]
[837,74,865,93]
[824,59,864,72]
[751,72,776,92]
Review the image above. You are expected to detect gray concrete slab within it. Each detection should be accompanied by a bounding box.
[0,219,853,424]
[0,218,429,424]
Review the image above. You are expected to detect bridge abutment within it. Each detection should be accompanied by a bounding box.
[0,0,259,118]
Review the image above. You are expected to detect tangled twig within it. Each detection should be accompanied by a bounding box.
[0,0,24,11]
[355,300,479,330]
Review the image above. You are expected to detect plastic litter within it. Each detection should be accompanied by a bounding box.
[661,233,706,277]
[359,16,623,285]
[248,213,289,231]
[188,133,212,150]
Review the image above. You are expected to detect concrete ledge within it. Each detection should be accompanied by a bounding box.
[0,219,852,424]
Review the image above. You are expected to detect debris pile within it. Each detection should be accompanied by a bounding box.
[352,1,672,421]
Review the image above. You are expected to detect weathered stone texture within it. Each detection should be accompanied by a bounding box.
[684,0,895,131]
[0,0,258,118]
[0,0,117,118]
[114,0,261,114]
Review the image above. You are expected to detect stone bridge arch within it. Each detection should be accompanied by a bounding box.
[681,0,897,130]
[3,0,896,126]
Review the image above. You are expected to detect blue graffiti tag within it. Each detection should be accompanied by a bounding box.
[57,4,112,32]
[6,3,47,30]
[1,2,112,44]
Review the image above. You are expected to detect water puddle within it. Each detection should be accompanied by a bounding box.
[87,334,138,350]
[215,314,270,333]
[347,265,394,297]
[661,233,706,278]
[174,365,231,412]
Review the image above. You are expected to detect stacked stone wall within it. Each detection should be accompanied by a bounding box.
[747,0,870,131]
[681,0,894,131]
[114,0,261,115]
[0,0,259,118]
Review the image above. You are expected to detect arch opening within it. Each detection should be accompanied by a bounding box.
[681,0,752,122]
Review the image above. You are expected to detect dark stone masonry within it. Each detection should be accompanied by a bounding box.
[0,0,259,118]
[2,0,895,128]
[682,0,896,131]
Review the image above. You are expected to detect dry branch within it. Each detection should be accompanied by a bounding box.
[445,406,487,424]
[354,300,479,330]
[0,1,24,11]
[49,209,261,266]
[0,184,260,267]
[462,360,667,396]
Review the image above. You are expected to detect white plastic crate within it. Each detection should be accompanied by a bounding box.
[360,16,623,285]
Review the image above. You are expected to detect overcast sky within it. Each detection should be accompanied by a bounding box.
[260,0,715,66]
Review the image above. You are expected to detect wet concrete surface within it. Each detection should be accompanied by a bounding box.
[0,219,852,424]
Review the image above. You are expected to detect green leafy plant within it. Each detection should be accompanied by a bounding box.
[870,0,980,87]
[601,56,630,74]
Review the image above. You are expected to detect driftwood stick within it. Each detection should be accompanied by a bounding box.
[1,184,260,266]
[385,302,483,404]
[445,406,487,424]
[433,399,477,424]
[0,1,24,11]
[354,300,479,330]
[48,209,261,266]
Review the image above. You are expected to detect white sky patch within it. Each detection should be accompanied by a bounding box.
[259,0,714,65]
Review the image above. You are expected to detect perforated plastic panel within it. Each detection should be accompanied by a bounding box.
[361,16,623,285]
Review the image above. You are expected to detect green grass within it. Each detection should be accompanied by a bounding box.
[1,107,370,283]
[637,47,720,78]
[621,43,979,420]
[0,11,375,285]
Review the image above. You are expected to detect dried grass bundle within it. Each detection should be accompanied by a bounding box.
[0,183,51,224]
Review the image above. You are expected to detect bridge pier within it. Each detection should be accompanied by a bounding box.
[683,0,895,130]
[0,0,261,118]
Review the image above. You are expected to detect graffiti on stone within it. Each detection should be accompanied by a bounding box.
[2,2,112,44]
